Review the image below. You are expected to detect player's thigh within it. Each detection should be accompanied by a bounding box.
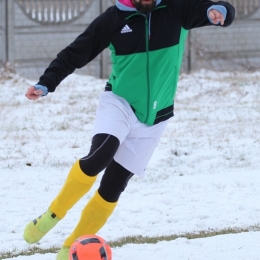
[92,92,132,144]
[114,120,168,176]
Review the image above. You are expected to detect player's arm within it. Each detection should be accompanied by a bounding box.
[25,11,114,100]
[167,0,235,29]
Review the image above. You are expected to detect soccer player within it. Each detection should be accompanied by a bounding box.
[24,0,235,259]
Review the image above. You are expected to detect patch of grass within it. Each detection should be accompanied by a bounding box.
[109,227,252,247]
[1,225,260,259]
[0,246,59,259]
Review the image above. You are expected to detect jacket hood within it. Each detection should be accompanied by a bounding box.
[116,0,162,12]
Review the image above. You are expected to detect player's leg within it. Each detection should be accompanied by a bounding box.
[55,92,135,259]
[56,159,133,259]
[56,119,168,259]
[56,120,169,259]
[24,91,131,245]
[56,93,168,248]
[23,134,120,244]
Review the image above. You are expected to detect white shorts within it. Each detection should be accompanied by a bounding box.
[92,92,168,177]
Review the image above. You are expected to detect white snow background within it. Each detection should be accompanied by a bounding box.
[0,68,260,259]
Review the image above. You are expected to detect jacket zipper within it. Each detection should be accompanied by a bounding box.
[125,6,167,124]
[145,16,150,124]
[143,8,166,123]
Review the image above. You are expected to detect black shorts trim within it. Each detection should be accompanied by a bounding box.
[154,104,174,125]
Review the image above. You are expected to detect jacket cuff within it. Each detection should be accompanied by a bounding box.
[34,84,48,96]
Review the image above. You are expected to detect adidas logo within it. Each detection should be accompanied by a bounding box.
[121,24,132,34]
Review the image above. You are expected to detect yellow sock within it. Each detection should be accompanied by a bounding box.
[49,160,97,219]
[63,190,117,247]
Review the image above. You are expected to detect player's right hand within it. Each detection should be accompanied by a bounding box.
[25,86,44,100]
[208,9,225,25]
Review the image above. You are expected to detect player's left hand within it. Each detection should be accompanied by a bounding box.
[208,10,225,25]
[25,86,44,100]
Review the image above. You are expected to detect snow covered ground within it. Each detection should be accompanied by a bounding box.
[0,68,260,259]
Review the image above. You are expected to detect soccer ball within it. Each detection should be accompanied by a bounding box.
[69,234,112,260]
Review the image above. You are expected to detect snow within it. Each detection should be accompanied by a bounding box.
[0,68,260,259]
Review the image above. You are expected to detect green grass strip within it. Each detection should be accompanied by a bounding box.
[1,226,259,259]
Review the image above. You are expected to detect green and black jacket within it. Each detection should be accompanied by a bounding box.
[38,0,235,125]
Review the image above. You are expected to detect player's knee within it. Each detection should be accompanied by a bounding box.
[98,159,134,202]
[79,134,120,176]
